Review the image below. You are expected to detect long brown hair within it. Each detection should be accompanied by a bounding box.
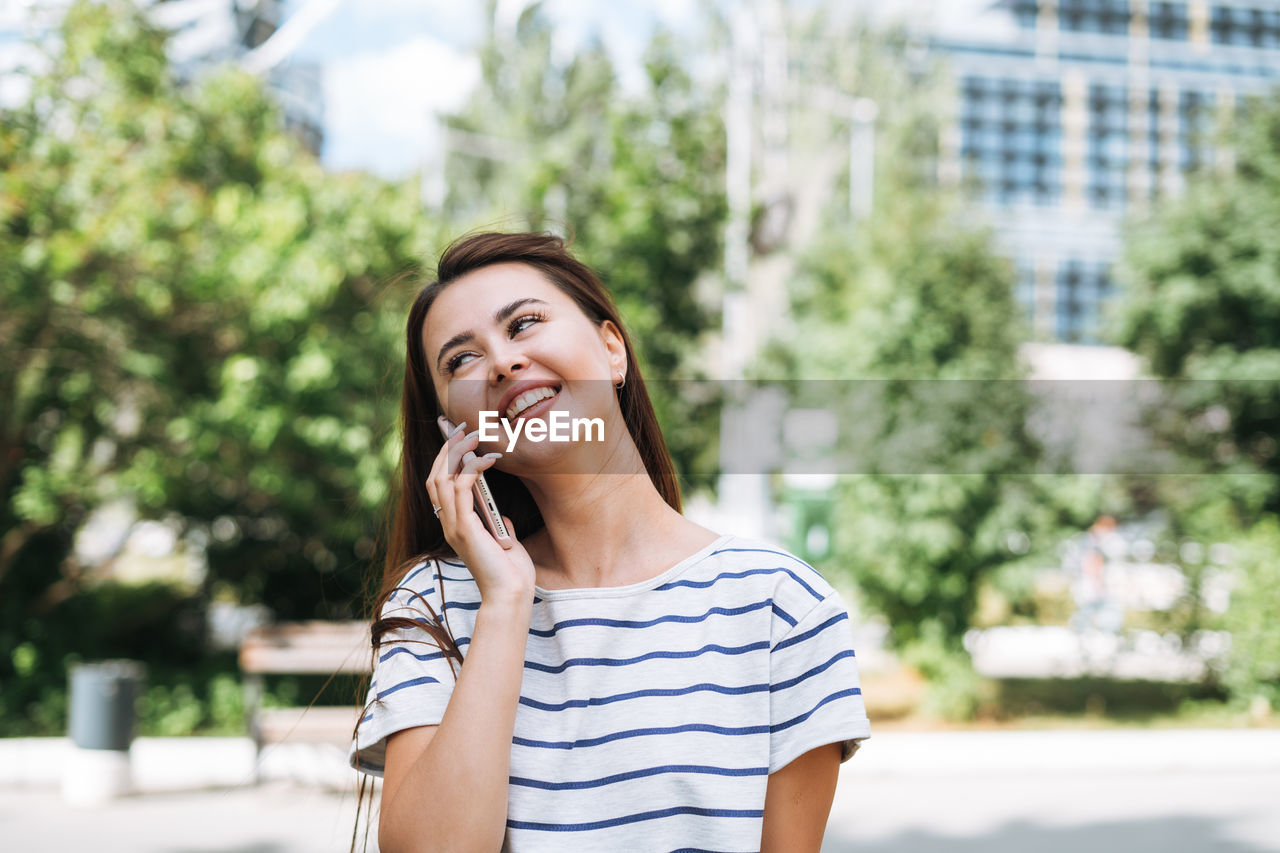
[350,231,683,850]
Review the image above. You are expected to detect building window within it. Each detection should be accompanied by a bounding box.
[1178,90,1215,172]
[1210,5,1280,47]
[1016,262,1037,323]
[960,75,1062,206]
[1148,2,1189,40]
[1056,259,1115,343]
[1087,83,1128,210]
[1010,0,1040,29]
[1058,0,1131,35]
[1147,88,1162,200]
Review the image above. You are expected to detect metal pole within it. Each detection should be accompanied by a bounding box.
[850,98,879,221]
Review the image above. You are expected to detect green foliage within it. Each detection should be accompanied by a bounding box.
[1111,89,1280,704]
[758,10,1079,718]
[0,0,442,724]
[752,9,1044,660]
[1114,91,1280,520]
[1220,518,1280,710]
[0,0,438,635]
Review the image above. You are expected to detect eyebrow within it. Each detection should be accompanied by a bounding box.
[434,297,551,373]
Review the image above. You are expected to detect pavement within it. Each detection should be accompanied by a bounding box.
[2,729,1279,852]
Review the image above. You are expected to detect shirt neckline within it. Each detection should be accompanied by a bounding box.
[532,533,734,601]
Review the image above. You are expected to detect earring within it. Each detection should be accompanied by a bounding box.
[614,371,626,390]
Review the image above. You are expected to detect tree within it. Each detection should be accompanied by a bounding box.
[0,1,435,729]
[758,8,1056,718]
[1113,91,1280,527]
[440,3,728,491]
[1113,90,1280,706]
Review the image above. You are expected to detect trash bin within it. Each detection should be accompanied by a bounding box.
[63,660,145,805]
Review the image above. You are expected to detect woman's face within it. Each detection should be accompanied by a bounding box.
[421,262,626,465]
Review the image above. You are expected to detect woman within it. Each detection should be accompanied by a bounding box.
[349,231,871,852]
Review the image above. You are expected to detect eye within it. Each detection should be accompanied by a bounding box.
[508,311,547,336]
[443,312,548,375]
[444,351,473,374]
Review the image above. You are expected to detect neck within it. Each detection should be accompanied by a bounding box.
[520,438,682,588]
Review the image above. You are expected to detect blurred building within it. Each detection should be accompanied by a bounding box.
[0,0,323,154]
[929,0,1280,343]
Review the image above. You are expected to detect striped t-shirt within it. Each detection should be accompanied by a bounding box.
[349,532,872,851]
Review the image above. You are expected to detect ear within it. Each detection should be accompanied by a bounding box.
[599,319,627,377]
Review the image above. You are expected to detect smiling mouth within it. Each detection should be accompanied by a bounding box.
[504,385,562,421]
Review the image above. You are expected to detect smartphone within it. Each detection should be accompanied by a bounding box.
[438,417,512,545]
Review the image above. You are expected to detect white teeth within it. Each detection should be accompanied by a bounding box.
[506,386,557,420]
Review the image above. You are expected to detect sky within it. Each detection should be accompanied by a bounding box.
[279,0,1003,178]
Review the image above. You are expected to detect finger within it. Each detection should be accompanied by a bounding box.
[451,453,502,536]
[448,428,482,475]
[427,422,464,511]
[454,452,502,499]
[430,420,466,479]
[430,421,468,531]
[499,514,517,550]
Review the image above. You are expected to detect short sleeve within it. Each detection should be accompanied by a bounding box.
[768,588,871,773]
[348,560,460,777]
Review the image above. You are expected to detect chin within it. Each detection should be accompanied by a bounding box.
[504,439,599,476]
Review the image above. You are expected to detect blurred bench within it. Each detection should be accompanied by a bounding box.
[238,620,371,781]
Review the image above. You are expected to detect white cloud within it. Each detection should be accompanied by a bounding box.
[321,34,480,177]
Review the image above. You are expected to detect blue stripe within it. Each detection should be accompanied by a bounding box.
[524,640,769,674]
[507,805,762,832]
[773,611,849,653]
[407,617,473,646]
[399,562,433,588]
[711,545,816,573]
[770,649,858,692]
[529,599,775,637]
[519,680,769,712]
[656,565,824,604]
[379,646,452,664]
[770,687,864,733]
[399,559,469,588]
[514,721,770,750]
[375,674,441,700]
[509,763,767,791]
[772,601,797,627]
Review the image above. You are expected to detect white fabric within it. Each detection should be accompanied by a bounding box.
[350,532,872,851]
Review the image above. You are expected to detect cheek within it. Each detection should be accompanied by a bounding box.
[437,382,486,423]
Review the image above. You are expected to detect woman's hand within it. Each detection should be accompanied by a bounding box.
[428,417,536,604]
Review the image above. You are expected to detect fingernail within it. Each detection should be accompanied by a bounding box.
[450,421,466,437]
[483,452,503,459]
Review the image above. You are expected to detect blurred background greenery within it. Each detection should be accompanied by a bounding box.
[2,0,1278,737]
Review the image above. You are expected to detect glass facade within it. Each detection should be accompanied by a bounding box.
[935,0,1280,344]
[1056,259,1116,342]
[1210,5,1280,46]
[960,76,1063,206]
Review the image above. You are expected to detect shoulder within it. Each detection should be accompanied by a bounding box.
[710,535,836,595]
[707,535,840,626]
[381,554,480,618]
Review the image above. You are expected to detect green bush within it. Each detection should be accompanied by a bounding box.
[1221,517,1280,712]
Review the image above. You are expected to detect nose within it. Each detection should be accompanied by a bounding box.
[490,343,526,384]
